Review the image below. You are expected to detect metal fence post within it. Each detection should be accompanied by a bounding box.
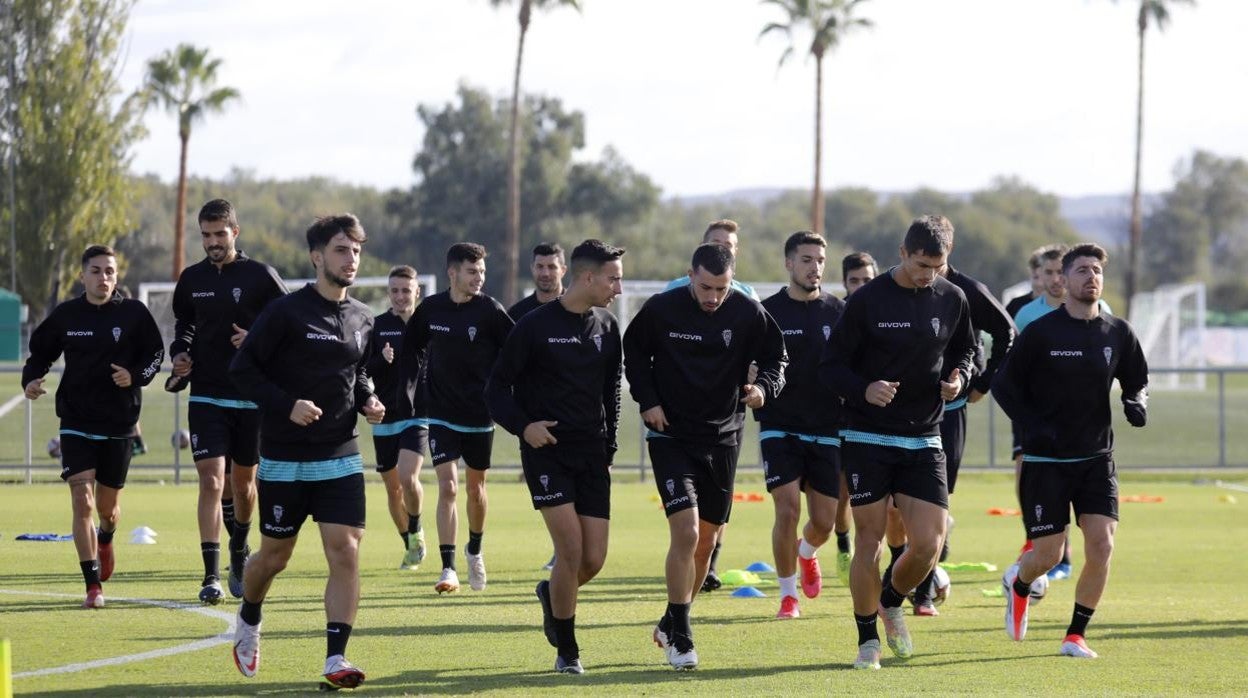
[987,397,996,468]
[173,392,182,485]
[24,395,32,484]
[1218,370,1226,468]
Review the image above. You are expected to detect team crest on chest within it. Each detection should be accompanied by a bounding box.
[354,330,363,350]
[232,287,242,303]
[822,325,831,341]
[592,334,603,352]
[930,318,940,336]
[722,329,732,347]
[1103,347,1112,365]
[111,327,121,342]
[468,326,477,342]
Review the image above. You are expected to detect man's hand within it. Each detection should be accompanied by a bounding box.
[382,342,395,364]
[740,383,765,409]
[866,380,900,407]
[940,369,963,401]
[109,364,132,388]
[362,396,386,424]
[641,405,669,432]
[523,420,559,448]
[172,352,193,377]
[290,399,323,426]
[967,388,987,404]
[24,378,45,400]
[230,323,247,349]
[747,362,759,384]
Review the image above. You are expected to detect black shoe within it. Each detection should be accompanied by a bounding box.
[700,570,722,593]
[131,435,147,456]
[228,544,250,598]
[536,580,557,647]
[939,540,950,563]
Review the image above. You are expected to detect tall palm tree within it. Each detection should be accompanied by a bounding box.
[145,44,240,280]
[491,0,581,305]
[761,0,871,236]
[1122,0,1194,317]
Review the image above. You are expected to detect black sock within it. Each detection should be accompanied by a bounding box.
[666,602,692,639]
[97,526,115,546]
[201,542,220,580]
[855,612,879,645]
[401,531,410,550]
[440,545,455,570]
[327,622,352,658]
[708,541,722,572]
[80,559,101,588]
[1066,603,1095,637]
[1013,577,1033,599]
[221,499,236,538]
[552,615,578,660]
[888,543,906,566]
[836,530,851,554]
[467,530,483,556]
[408,514,421,534]
[230,521,251,554]
[880,581,907,609]
[1061,544,1071,566]
[239,597,263,626]
[912,569,936,604]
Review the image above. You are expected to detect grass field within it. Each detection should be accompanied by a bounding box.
[2,473,1247,695]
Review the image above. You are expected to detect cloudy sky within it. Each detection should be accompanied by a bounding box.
[118,0,1248,198]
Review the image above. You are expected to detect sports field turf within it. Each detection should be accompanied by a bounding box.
[2,473,1246,695]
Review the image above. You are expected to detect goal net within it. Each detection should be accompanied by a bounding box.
[1128,282,1207,390]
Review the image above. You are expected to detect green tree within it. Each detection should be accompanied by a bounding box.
[0,0,146,318]
[1118,0,1195,316]
[144,43,240,280]
[760,0,872,236]
[491,0,583,305]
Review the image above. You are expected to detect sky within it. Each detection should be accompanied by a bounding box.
[118,0,1248,199]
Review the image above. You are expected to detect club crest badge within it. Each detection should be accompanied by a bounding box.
[539,474,550,492]
[822,324,831,341]
[191,434,198,449]
[354,330,363,350]
[232,287,242,303]
[429,439,437,455]
[593,334,603,352]
[468,326,477,342]
[112,327,121,342]
[1103,347,1112,365]
[762,460,769,476]
[930,318,940,336]
[722,329,732,347]
[851,473,860,491]
[1034,504,1043,521]
[273,505,284,523]
[665,479,676,497]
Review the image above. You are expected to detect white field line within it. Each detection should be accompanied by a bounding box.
[0,393,25,419]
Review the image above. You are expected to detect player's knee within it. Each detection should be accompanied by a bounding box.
[439,478,458,499]
[773,502,800,531]
[1086,536,1114,565]
[808,507,837,535]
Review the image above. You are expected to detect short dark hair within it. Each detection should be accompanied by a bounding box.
[389,265,417,281]
[569,239,626,276]
[842,251,877,280]
[1034,244,1068,268]
[306,214,366,252]
[702,219,739,241]
[903,215,955,257]
[1062,243,1108,273]
[784,231,826,257]
[81,244,116,267]
[691,243,734,276]
[532,242,564,261]
[447,242,487,267]
[198,199,239,229]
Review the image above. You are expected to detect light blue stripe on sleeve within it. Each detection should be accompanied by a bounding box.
[944,397,969,412]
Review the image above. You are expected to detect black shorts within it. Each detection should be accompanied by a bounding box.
[648,437,735,525]
[59,432,132,489]
[521,445,611,519]
[759,433,841,497]
[840,435,948,509]
[940,405,967,494]
[257,472,366,539]
[428,424,493,470]
[1019,454,1119,540]
[188,400,261,469]
[372,422,429,473]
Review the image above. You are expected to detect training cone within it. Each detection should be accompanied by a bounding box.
[719,570,763,587]
[1219,494,1238,504]
[130,532,157,545]
[130,526,158,538]
[730,586,766,598]
[745,561,776,574]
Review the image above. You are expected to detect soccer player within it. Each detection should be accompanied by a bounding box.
[665,219,759,593]
[509,242,566,321]
[23,245,164,609]
[820,215,976,669]
[1003,246,1048,318]
[756,232,845,619]
[842,252,877,297]
[399,242,514,593]
[227,214,384,689]
[486,239,626,674]
[169,199,288,604]
[992,243,1148,659]
[367,265,430,571]
[624,242,787,670]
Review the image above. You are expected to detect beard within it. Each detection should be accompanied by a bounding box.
[326,270,354,288]
[206,246,229,262]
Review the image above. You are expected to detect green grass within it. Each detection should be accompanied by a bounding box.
[2,474,1247,695]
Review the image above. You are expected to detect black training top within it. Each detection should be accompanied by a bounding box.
[1005,293,1033,319]
[819,270,977,437]
[367,309,426,424]
[486,300,622,457]
[623,286,787,447]
[754,288,845,436]
[23,293,164,436]
[169,252,287,400]
[507,292,547,322]
[399,290,514,428]
[991,308,1148,460]
[228,284,375,461]
[945,266,1017,396]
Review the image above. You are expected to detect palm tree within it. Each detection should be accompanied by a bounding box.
[1122,0,1194,317]
[491,0,582,305]
[145,44,240,280]
[761,0,871,236]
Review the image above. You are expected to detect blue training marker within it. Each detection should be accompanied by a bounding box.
[730,586,766,598]
[745,561,776,573]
